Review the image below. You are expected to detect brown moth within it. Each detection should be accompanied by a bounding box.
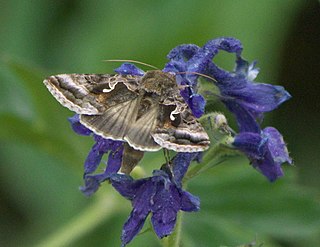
[43,70,210,154]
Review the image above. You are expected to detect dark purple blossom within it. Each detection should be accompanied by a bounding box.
[69,114,124,196]
[109,153,200,246]
[163,44,207,117]
[233,127,292,181]
[80,135,124,196]
[62,37,293,247]
[114,63,145,76]
[68,115,92,136]
[164,37,291,132]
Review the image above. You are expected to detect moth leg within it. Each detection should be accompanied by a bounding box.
[160,161,174,179]
[120,143,144,174]
[162,148,171,164]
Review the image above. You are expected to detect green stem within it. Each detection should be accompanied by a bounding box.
[35,192,125,247]
[185,142,240,181]
[186,144,223,180]
[161,145,237,247]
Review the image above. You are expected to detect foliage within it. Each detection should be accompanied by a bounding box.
[1,1,319,247]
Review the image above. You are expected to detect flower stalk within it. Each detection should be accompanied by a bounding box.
[55,37,292,246]
[35,192,126,247]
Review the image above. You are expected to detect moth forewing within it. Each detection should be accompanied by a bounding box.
[43,74,107,115]
[43,70,210,153]
[79,97,141,142]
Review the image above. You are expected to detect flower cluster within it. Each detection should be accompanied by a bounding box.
[68,37,292,246]
[109,153,200,246]
[68,115,123,196]
[163,37,292,181]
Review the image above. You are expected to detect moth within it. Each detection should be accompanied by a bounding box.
[44,70,210,162]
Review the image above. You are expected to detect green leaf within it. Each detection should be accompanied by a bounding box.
[0,57,92,166]
[1,57,66,126]
[183,162,320,246]
[0,113,82,166]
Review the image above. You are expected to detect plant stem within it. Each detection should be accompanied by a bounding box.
[35,192,125,247]
[185,144,222,180]
[185,142,240,181]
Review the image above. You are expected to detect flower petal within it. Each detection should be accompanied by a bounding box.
[68,114,92,136]
[235,57,260,81]
[180,191,200,212]
[252,152,284,182]
[109,174,146,200]
[121,209,149,247]
[80,175,102,196]
[224,83,292,117]
[223,101,260,133]
[84,141,105,175]
[172,152,199,184]
[151,207,178,238]
[263,127,292,165]
[80,147,123,196]
[150,183,180,238]
[104,147,123,174]
[166,44,201,61]
[189,94,206,118]
[84,136,121,175]
[203,37,243,56]
[233,127,291,182]
[114,63,145,76]
[233,132,266,159]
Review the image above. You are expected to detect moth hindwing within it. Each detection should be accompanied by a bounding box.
[44,70,210,152]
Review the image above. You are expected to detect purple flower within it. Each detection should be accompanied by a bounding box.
[109,153,200,246]
[208,56,291,132]
[80,135,124,196]
[69,114,124,196]
[164,37,291,132]
[114,63,145,76]
[164,44,206,118]
[233,127,292,181]
[62,37,293,246]
[68,115,92,136]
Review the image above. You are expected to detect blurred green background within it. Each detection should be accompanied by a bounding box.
[1,1,320,246]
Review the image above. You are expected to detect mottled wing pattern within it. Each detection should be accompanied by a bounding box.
[152,97,210,152]
[44,71,210,153]
[43,74,141,115]
[44,73,162,151]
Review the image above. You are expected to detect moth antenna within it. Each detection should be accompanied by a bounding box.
[176,71,217,82]
[103,59,159,70]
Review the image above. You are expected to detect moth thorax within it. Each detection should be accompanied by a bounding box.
[141,70,177,95]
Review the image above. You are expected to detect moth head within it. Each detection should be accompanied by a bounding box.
[140,70,177,96]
